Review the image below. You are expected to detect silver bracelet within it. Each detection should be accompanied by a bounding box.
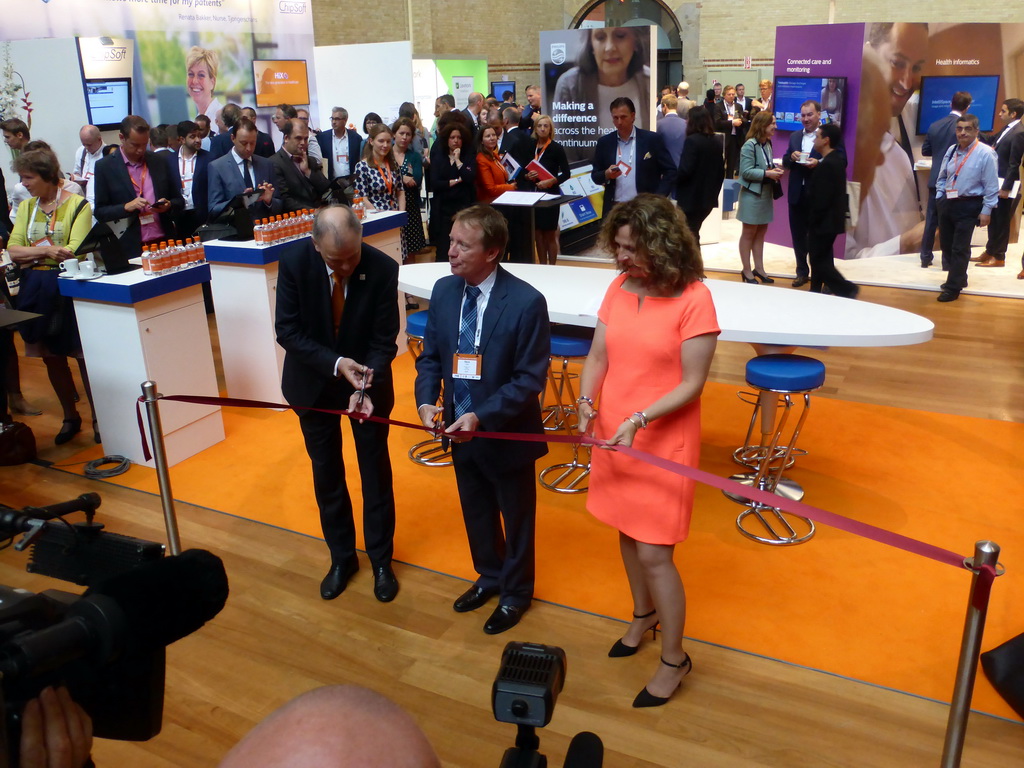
[626,411,649,429]
[576,395,594,407]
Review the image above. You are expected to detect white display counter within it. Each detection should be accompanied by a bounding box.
[58,265,224,467]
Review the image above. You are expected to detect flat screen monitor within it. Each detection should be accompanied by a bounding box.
[491,81,516,103]
[252,60,310,108]
[84,78,132,131]
[916,75,1000,134]
[773,76,847,132]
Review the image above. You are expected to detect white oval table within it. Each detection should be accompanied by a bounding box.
[398,263,934,347]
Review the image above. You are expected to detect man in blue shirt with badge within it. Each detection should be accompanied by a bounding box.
[935,114,999,302]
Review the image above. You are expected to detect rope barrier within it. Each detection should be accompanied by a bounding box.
[137,392,981,572]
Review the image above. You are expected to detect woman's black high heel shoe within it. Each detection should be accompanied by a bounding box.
[608,609,659,658]
[632,654,692,708]
[752,269,775,284]
[55,417,82,446]
[740,272,758,284]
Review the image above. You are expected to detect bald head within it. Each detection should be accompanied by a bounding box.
[80,125,103,153]
[218,686,440,768]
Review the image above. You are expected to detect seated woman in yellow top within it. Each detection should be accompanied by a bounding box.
[8,149,98,445]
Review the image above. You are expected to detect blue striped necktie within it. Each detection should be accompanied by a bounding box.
[453,286,481,419]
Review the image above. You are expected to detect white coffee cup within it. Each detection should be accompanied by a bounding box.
[79,261,96,278]
[61,258,80,276]
[798,151,810,164]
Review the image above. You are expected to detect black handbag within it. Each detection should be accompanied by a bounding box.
[981,632,1024,718]
[0,422,36,466]
[772,180,784,200]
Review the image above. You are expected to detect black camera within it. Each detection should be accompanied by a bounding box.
[492,642,602,768]
[0,493,228,767]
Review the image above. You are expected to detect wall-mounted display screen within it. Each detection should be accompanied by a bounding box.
[916,75,1000,134]
[84,78,131,130]
[773,76,847,131]
[252,60,310,108]
[491,81,515,102]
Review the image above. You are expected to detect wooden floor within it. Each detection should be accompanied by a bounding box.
[1,272,1022,766]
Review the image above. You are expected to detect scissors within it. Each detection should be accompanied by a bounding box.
[356,367,368,410]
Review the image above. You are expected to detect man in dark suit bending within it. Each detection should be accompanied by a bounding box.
[591,97,676,207]
[276,205,400,603]
[414,205,550,634]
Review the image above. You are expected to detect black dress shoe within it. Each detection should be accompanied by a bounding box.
[633,654,692,708]
[792,276,809,288]
[937,291,959,303]
[920,258,933,268]
[752,269,774,284]
[453,584,499,613]
[373,564,399,602]
[55,417,82,446]
[320,556,359,600]
[483,604,526,635]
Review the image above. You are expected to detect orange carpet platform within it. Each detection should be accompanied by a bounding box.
[61,353,1024,721]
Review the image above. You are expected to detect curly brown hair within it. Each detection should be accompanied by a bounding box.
[599,194,704,293]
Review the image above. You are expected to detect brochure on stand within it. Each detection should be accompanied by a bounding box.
[491,191,560,206]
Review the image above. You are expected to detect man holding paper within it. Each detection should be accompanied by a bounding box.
[591,97,676,205]
[974,98,1024,269]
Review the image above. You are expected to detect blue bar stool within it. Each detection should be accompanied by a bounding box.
[723,354,826,545]
[405,311,452,467]
[539,331,592,493]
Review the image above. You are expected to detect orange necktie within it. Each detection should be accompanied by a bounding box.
[331,272,345,335]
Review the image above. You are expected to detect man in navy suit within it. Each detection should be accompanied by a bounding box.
[241,106,276,159]
[782,100,824,286]
[317,107,362,205]
[93,115,184,257]
[414,205,550,635]
[656,95,687,165]
[591,97,676,208]
[206,118,282,222]
[976,97,1024,269]
[920,91,971,268]
[167,120,212,238]
[276,205,400,603]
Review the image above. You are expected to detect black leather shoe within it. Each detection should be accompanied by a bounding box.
[453,584,499,613]
[373,564,399,602]
[320,556,359,600]
[483,604,526,635]
[792,276,809,288]
[937,291,959,303]
[920,258,932,268]
[55,417,82,446]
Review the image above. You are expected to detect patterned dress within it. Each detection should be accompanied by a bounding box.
[396,150,426,257]
[354,158,407,262]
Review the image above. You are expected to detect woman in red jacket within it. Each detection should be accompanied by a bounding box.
[474,125,516,204]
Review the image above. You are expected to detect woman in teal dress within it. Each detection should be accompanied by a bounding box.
[737,111,783,284]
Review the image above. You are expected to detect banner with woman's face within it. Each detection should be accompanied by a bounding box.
[540,26,656,163]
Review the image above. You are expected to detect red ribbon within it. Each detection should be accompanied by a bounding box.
[137,393,984,574]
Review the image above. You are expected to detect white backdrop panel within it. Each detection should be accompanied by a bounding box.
[314,42,413,134]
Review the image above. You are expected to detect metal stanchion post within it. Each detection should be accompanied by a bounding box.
[141,380,182,556]
[940,540,1002,768]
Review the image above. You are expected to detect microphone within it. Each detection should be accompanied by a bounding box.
[84,548,229,649]
[563,731,603,768]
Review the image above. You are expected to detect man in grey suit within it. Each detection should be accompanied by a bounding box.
[207,118,282,221]
[414,205,550,635]
[920,91,971,268]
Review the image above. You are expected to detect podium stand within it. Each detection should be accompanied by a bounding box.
[58,265,224,467]
[492,193,581,263]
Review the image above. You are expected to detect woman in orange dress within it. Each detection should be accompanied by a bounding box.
[578,193,719,708]
[474,125,516,204]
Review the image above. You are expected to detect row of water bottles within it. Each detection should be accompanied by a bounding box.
[254,209,315,245]
[141,238,206,276]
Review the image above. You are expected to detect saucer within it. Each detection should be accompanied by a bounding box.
[72,273,103,281]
